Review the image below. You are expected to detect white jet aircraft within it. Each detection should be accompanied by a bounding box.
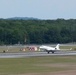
[39,44,60,54]
[39,44,72,54]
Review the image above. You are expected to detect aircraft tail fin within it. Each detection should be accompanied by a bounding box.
[55,44,60,50]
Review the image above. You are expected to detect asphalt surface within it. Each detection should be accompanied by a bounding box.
[0,51,76,58]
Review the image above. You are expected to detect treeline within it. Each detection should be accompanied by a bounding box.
[0,19,76,45]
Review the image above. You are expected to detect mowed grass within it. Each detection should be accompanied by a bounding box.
[0,45,76,53]
[60,45,76,50]
[0,46,21,52]
[0,56,76,75]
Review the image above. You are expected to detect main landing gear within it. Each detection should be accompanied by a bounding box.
[47,51,54,54]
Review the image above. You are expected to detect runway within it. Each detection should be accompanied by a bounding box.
[0,51,76,58]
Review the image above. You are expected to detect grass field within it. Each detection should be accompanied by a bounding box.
[0,44,76,75]
[0,44,76,53]
[0,56,76,75]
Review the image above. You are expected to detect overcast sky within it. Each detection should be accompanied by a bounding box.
[0,0,76,19]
